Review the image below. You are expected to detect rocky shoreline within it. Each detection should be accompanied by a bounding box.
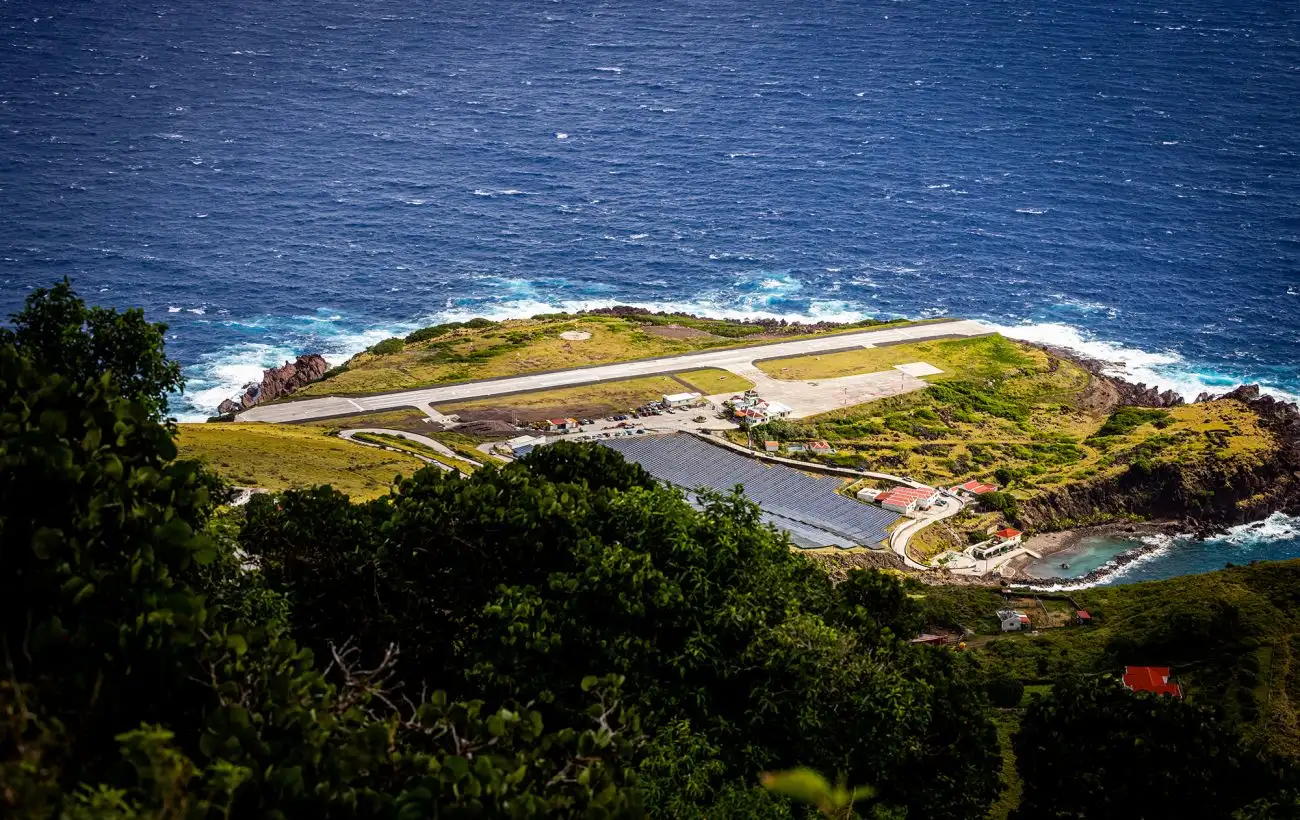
[216,354,328,416]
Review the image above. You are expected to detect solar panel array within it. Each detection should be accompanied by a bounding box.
[601,434,897,549]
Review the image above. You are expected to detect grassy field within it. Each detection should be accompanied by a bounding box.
[300,408,435,434]
[916,560,1300,760]
[747,335,1276,513]
[756,333,1009,381]
[434,372,737,424]
[291,313,926,398]
[673,367,755,394]
[176,423,427,499]
[351,432,480,473]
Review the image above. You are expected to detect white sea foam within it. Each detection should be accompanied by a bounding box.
[555,132,568,139]
[991,321,1300,404]
[167,306,182,313]
[1208,512,1300,547]
[1015,207,1048,214]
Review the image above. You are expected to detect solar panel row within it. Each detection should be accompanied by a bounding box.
[601,435,897,548]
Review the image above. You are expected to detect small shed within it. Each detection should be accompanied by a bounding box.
[997,608,1031,632]
[663,392,702,408]
[1075,610,1092,626]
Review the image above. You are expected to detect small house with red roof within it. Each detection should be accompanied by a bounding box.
[1123,666,1183,698]
[547,417,580,432]
[953,479,999,497]
[1075,610,1092,626]
[808,440,834,454]
[763,440,780,452]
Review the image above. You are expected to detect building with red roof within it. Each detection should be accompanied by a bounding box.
[1123,666,1182,698]
[875,486,940,514]
[763,440,780,452]
[953,479,999,496]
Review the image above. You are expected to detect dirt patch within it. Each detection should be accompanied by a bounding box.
[452,419,521,437]
[642,324,718,340]
[449,398,638,425]
[560,330,592,341]
[804,550,907,582]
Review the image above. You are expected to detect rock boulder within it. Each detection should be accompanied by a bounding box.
[217,354,329,415]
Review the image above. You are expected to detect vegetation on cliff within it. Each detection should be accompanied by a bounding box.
[7,283,1298,819]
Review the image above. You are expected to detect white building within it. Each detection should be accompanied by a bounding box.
[663,392,702,408]
[997,609,1031,632]
[855,487,884,502]
[874,486,940,515]
[764,400,793,419]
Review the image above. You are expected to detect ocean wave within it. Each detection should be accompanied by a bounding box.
[172,313,418,421]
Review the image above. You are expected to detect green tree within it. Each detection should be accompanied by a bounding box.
[1011,676,1289,819]
[1,279,183,419]
[835,568,923,640]
[0,294,642,818]
[244,463,1003,818]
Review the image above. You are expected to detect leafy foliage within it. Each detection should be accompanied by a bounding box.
[241,451,1003,817]
[1093,406,1174,438]
[1011,676,1292,819]
[1,279,183,419]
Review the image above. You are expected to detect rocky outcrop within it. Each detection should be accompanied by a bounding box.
[217,354,329,415]
[1036,344,1184,408]
[1017,385,1300,533]
[1113,381,1184,408]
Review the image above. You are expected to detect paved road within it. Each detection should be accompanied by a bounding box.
[890,494,967,570]
[337,428,481,474]
[240,319,993,423]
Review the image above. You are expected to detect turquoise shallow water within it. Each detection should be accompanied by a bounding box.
[1024,513,1300,588]
[1024,535,1135,580]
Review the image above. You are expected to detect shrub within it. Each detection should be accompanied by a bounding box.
[986,677,1025,708]
[368,337,404,356]
[1094,407,1174,438]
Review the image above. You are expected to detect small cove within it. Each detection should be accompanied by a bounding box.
[1023,513,1300,588]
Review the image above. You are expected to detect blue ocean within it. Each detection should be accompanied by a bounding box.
[2,0,1298,579]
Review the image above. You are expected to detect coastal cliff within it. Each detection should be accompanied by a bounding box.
[1017,385,1300,533]
[217,354,328,415]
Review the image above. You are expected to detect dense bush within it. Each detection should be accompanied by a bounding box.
[1,286,642,819]
[1094,407,1174,437]
[368,336,405,356]
[1013,676,1293,819]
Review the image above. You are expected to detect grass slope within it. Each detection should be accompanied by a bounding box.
[176,423,426,499]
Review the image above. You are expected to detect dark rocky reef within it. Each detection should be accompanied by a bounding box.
[1017,384,1300,534]
[216,354,328,415]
